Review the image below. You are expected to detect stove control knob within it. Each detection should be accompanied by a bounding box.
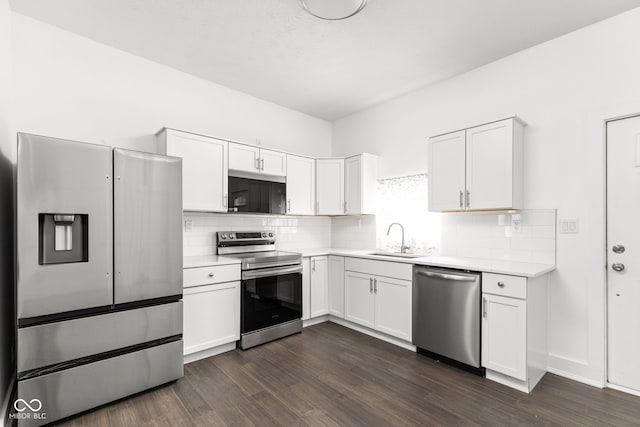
[229,234,235,239]
[220,233,227,240]
[262,232,267,238]
[268,232,274,238]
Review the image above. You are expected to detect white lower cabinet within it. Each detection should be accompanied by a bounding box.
[183,281,240,356]
[344,258,412,341]
[310,256,329,318]
[302,258,311,320]
[328,256,345,318]
[481,272,548,393]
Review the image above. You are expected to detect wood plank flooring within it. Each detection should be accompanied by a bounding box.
[57,322,640,426]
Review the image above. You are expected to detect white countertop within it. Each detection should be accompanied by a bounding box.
[183,255,241,269]
[297,248,554,278]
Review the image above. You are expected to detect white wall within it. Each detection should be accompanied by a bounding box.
[0,0,14,421]
[11,14,332,157]
[333,7,640,385]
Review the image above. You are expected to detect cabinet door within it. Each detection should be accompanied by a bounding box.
[428,130,466,212]
[374,276,412,341]
[260,148,287,177]
[310,256,329,317]
[286,155,315,215]
[183,282,240,355]
[165,130,228,212]
[481,293,527,381]
[466,119,514,210]
[345,155,362,214]
[344,271,375,328]
[316,159,345,215]
[302,258,311,320]
[228,142,260,173]
[328,256,345,318]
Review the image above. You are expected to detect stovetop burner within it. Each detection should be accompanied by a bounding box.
[216,231,301,270]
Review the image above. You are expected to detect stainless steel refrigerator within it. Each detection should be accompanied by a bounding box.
[14,133,183,426]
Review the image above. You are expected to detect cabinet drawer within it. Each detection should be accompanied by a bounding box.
[482,273,526,299]
[184,264,240,288]
[344,257,412,281]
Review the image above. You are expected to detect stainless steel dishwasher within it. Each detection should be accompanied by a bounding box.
[412,266,483,374]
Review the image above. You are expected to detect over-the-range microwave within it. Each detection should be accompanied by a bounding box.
[228,174,286,214]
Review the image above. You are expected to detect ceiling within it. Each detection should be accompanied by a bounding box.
[10,0,640,121]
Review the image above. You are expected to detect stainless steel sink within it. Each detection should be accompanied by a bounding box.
[369,251,425,259]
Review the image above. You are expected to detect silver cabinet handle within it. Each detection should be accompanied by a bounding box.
[466,190,470,208]
[612,263,625,272]
[208,272,214,278]
[344,200,347,214]
[374,278,377,293]
[482,298,487,318]
[459,190,463,209]
[612,244,625,254]
[261,158,265,170]
[312,259,316,271]
[287,200,291,213]
[497,281,505,288]
[255,158,260,170]
[369,277,373,293]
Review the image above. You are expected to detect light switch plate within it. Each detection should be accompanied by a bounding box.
[559,218,579,234]
[184,218,193,232]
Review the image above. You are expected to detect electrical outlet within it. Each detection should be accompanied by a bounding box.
[184,218,193,232]
[559,218,579,234]
[511,214,522,233]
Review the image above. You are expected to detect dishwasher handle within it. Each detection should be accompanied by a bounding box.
[415,270,478,282]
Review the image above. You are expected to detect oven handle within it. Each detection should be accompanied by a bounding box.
[243,259,301,270]
[242,265,303,280]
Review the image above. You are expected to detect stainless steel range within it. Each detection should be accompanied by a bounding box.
[217,231,302,349]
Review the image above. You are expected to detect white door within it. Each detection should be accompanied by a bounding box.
[328,256,345,318]
[344,271,375,328]
[345,155,362,214]
[166,130,228,212]
[607,115,640,392]
[286,155,315,215]
[183,282,240,355]
[428,130,466,211]
[310,256,328,317]
[465,118,514,210]
[481,293,527,381]
[374,276,412,341]
[228,142,260,173]
[260,148,287,176]
[316,159,345,215]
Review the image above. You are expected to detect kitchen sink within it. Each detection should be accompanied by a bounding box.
[369,251,425,259]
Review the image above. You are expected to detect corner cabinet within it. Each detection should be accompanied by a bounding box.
[286,154,315,215]
[157,128,228,212]
[316,159,345,215]
[345,154,378,215]
[428,117,524,212]
[481,272,548,393]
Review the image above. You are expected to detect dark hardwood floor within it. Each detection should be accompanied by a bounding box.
[57,322,640,426]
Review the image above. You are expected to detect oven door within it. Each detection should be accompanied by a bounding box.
[241,266,302,334]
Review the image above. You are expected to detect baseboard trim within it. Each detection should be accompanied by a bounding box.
[546,367,604,389]
[1,375,15,426]
[327,316,416,352]
[184,342,236,364]
[606,382,640,397]
[303,315,328,328]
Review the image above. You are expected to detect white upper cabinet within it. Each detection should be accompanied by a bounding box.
[157,128,228,212]
[316,158,345,215]
[286,155,315,215]
[228,142,286,177]
[345,154,378,215]
[428,117,524,212]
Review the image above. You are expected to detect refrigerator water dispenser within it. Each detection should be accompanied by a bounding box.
[39,213,89,264]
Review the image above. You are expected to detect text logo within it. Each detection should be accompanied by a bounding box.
[14,398,42,412]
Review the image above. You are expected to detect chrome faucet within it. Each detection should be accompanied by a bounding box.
[387,222,409,253]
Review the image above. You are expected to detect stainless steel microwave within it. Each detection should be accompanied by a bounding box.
[228,175,286,214]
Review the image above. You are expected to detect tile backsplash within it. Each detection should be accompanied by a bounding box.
[331,216,377,249]
[183,213,331,256]
[439,209,557,264]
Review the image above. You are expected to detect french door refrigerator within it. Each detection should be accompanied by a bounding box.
[14,133,183,426]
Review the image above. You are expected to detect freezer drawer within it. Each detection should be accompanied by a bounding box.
[412,267,481,368]
[18,302,182,373]
[113,148,183,303]
[17,133,113,319]
[16,339,183,427]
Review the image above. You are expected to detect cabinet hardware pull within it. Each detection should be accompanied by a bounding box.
[312,259,316,271]
[255,158,259,170]
[208,272,214,278]
[369,277,373,293]
[497,281,505,288]
[316,201,319,213]
[466,190,470,208]
[261,158,265,170]
[482,298,487,318]
[287,200,291,212]
[459,190,463,208]
[344,201,347,213]
[374,278,377,293]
